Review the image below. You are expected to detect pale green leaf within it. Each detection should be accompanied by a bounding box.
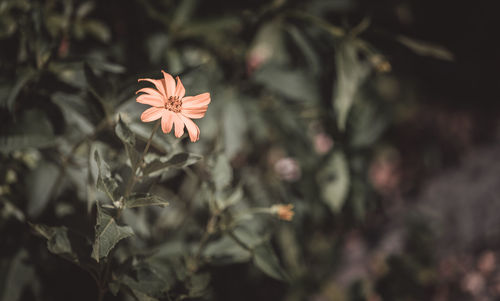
[332,41,371,131]
[317,151,350,213]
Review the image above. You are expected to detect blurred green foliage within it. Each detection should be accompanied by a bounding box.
[1,0,484,300]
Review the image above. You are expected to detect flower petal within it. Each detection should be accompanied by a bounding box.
[141,107,164,122]
[161,110,174,133]
[162,71,176,98]
[136,94,164,107]
[136,87,163,98]
[182,93,211,108]
[138,78,166,97]
[181,106,208,119]
[172,113,185,138]
[179,114,200,142]
[174,76,186,99]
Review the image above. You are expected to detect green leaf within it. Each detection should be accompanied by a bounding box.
[94,150,119,202]
[115,116,140,167]
[213,154,232,193]
[0,135,57,154]
[91,204,134,262]
[115,115,136,146]
[317,151,350,213]
[2,68,36,112]
[142,153,202,175]
[84,63,106,100]
[30,224,78,263]
[332,41,371,131]
[187,273,210,298]
[125,193,169,208]
[203,235,252,265]
[396,35,454,61]
[254,64,319,102]
[0,249,37,301]
[26,161,59,217]
[253,243,289,281]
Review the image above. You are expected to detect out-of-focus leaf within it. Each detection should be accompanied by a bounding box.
[249,21,288,68]
[223,99,247,159]
[332,41,371,131]
[94,150,119,202]
[396,35,454,61]
[115,116,140,167]
[187,273,210,298]
[2,68,36,112]
[213,154,232,193]
[254,64,319,102]
[52,93,94,135]
[0,249,37,301]
[125,193,169,208]
[253,243,289,281]
[26,161,59,217]
[84,63,106,100]
[203,235,252,265]
[216,186,243,210]
[82,20,111,43]
[349,98,389,148]
[286,25,320,74]
[115,259,174,299]
[0,135,57,154]
[317,151,350,213]
[142,153,202,175]
[91,204,134,262]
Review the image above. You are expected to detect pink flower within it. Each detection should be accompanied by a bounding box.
[136,71,211,142]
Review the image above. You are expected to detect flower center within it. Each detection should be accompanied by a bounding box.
[165,96,182,113]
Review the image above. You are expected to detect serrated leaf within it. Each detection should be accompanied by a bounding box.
[142,153,202,175]
[253,243,289,281]
[115,116,140,167]
[125,193,169,208]
[317,151,350,213]
[94,150,119,202]
[91,204,134,262]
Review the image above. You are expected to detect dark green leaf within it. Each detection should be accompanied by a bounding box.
[26,161,59,217]
[253,243,289,281]
[125,193,169,208]
[91,203,134,262]
[30,224,78,263]
[115,116,140,167]
[94,150,119,202]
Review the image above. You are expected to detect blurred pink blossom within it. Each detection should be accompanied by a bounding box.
[274,157,301,182]
[314,132,334,154]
